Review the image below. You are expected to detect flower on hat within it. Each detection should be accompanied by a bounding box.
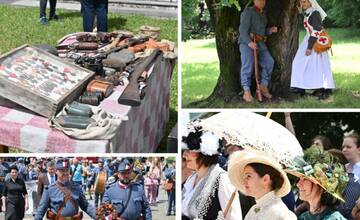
[286,146,349,202]
[182,127,221,156]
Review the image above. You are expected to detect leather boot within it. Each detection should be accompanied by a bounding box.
[259,84,272,99]
[243,90,254,102]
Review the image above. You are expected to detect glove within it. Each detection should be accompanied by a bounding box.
[216,210,225,220]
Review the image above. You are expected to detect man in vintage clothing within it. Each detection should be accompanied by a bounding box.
[103,160,152,220]
[239,0,278,102]
[35,158,96,220]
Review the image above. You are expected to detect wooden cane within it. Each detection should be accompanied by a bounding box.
[223,190,237,218]
[253,35,263,102]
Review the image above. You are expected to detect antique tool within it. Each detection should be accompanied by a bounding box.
[57,115,95,129]
[118,49,160,106]
[66,101,93,117]
[86,79,114,98]
[252,34,263,102]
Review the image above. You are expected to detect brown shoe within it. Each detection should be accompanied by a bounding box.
[259,84,272,99]
[243,90,254,102]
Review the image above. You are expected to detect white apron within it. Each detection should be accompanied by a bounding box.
[290,10,335,89]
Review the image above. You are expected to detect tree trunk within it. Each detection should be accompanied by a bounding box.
[204,0,242,102]
[205,0,299,102]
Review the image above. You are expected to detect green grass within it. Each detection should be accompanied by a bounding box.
[182,28,360,108]
[0,5,177,152]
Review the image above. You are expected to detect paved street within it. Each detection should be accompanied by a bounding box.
[0,0,177,18]
[0,187,175,219]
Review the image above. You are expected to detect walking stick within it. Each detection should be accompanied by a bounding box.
[223,190,237,218]
[253,35,263,102]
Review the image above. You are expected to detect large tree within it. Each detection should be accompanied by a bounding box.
[202,0,300,102]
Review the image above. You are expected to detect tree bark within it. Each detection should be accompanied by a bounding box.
[204,0,299,102]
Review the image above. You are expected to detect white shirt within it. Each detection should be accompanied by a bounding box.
[182,172,242,220]
[245,191,297,220]
[47,173,55,185]
[346,161,360,183]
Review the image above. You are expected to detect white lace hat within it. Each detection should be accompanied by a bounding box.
[188,111,303,167]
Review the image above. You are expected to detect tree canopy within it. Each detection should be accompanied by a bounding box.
[182,0,360,41]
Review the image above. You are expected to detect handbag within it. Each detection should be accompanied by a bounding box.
[163,179,174,191]
[313,30,332,54]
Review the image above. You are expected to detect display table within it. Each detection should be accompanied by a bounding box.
[0,57,175,153]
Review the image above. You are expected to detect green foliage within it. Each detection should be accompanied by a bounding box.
[213,0,241,10]
[317,0,360,27]
[269,112,360,150]
[182,0,214,41]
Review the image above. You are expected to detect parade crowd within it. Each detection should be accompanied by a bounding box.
[0,157,176,220]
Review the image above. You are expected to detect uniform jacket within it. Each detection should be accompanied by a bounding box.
[35,181,96,219]
[103,181,152,220]
[239,6,272,50]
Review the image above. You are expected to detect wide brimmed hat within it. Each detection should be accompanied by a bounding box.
[185,111,303,167]
[182,126,221,156]
[228,149,291,197]
[285,146,349,203]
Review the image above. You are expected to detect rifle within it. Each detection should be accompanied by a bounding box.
[252,34,263,102]
[68,36,149,77]
[118,49,161,106]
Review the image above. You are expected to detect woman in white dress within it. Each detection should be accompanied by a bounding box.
[228,150,297,220]
[291,0,334,100]
[181,128,242,220]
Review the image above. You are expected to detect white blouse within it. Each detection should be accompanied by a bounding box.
[245,191,297,220]
[182,171,242,220]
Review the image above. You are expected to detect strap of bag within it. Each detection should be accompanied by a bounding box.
[56,182,79,216]
[118,184,133,217]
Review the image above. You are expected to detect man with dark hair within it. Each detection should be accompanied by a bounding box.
[37,161,56,204]
[238,0,278,102]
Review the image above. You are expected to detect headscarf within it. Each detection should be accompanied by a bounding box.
[309,0,327,21]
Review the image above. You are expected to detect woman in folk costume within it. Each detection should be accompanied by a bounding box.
[181,127,242,220]
[286,146,349,219]
[291,0,334,100]
[227,150,297,220]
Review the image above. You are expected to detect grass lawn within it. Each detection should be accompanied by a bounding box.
[0,5,177,152]
[182,28,360,108]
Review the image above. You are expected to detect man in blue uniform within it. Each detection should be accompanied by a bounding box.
[35,158,96,220]
[239,0,278,102]
[103,160,152,220]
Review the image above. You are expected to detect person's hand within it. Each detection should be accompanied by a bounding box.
[216,210,225,220]
[25,203,29,210]
[305,49,312,56]
[270,26,278,33]
[297,1,302,13]
[248,42,257,50]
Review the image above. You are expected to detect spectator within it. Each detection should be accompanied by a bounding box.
[39,0,59,25]
[81,0,108,32]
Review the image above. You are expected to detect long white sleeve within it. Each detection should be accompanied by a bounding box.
[218,173,242,220]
